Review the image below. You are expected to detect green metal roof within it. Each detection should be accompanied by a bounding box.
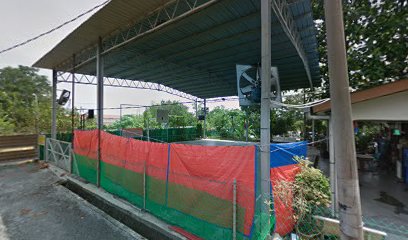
[33,0,320,99]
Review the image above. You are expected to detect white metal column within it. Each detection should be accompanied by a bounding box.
[324,0,363,238]
[51,69,57,139]
[71,55,76,144]
[260,0,272,221]
[328,118,336,215]
[96,37,104,187]
[97,38,104,129]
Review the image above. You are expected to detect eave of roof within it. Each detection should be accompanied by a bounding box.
[313,79,408,113]
[33,0,173,69]
[33,0,321,99]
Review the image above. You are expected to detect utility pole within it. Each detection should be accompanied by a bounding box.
[324,0,363,239]
[260,0,271,230]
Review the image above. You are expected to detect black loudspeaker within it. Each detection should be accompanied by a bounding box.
[88,109,94,119]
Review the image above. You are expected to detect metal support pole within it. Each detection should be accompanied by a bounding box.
[260,0,272,227]
[232,179,237,240]
[195,99,198,118]
[147,117,150,142]
[312,119,315,143]
[96,37,104,187]
[71,55,76,146]
[328,118,336,215]
[69,142,73,174]
[166,123,169,142]
[303,90,307,140]
[306,112,336,214]
[120,104,123,133]
[203,99,207,138]
[51,69,57,139]
[245,111,249,142]
[324,0,363,238]
[45,138,49,162]
[143,160,147,210]
[33,94,39,135]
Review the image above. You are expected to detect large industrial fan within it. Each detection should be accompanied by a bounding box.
[236,64,281,107]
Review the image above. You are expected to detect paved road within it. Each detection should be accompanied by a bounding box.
[0,162,144,240]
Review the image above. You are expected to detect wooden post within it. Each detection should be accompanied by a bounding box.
[324,0,363,238]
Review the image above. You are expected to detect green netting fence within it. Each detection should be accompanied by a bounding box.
[46,129,408,240]
[39,128,199,160]
[143,127,199,142]
[70,130,270,240]
[72,156,273,240]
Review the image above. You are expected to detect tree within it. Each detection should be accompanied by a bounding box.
[206,106,252,140]
[312,0,407,97]
[0,115,15,134]
[108,100,197,130]
[106,115,144,130]
[0,66,50,133]
[0,66,73,134]
[144,100,196,128]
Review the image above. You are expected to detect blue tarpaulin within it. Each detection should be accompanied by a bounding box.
[270,141,308,168]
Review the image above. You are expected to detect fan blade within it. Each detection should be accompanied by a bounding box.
[240,85,253,94]
[242,72,257,85]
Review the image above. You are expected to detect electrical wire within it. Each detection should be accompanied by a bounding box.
[0,0,110,55]
[270,98,330,109]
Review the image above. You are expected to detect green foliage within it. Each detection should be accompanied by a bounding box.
[294,159,331,213]
[0,115,15,134]
[206,106,248,140]
[312,0,407,96]
[355,122,381,153]
[146,100,197,128]
[107,115,145,130]
[274,158,331,220]
[108,100,197,131]
[205,93,327,140]
[0,66,73,135]
[273,158,331,237]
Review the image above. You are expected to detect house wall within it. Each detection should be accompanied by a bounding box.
[352,91,408,121]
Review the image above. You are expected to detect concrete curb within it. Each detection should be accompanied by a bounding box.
[48,164,186,240]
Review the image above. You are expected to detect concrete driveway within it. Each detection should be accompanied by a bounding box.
[0,161,144,240]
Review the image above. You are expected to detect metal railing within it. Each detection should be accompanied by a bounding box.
[45,138,72,172]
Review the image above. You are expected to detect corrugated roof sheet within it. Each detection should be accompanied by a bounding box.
[33,0,320,99]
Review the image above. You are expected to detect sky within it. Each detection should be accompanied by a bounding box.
[0,0,239,116]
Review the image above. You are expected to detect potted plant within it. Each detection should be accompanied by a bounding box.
[273,157,331,239]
